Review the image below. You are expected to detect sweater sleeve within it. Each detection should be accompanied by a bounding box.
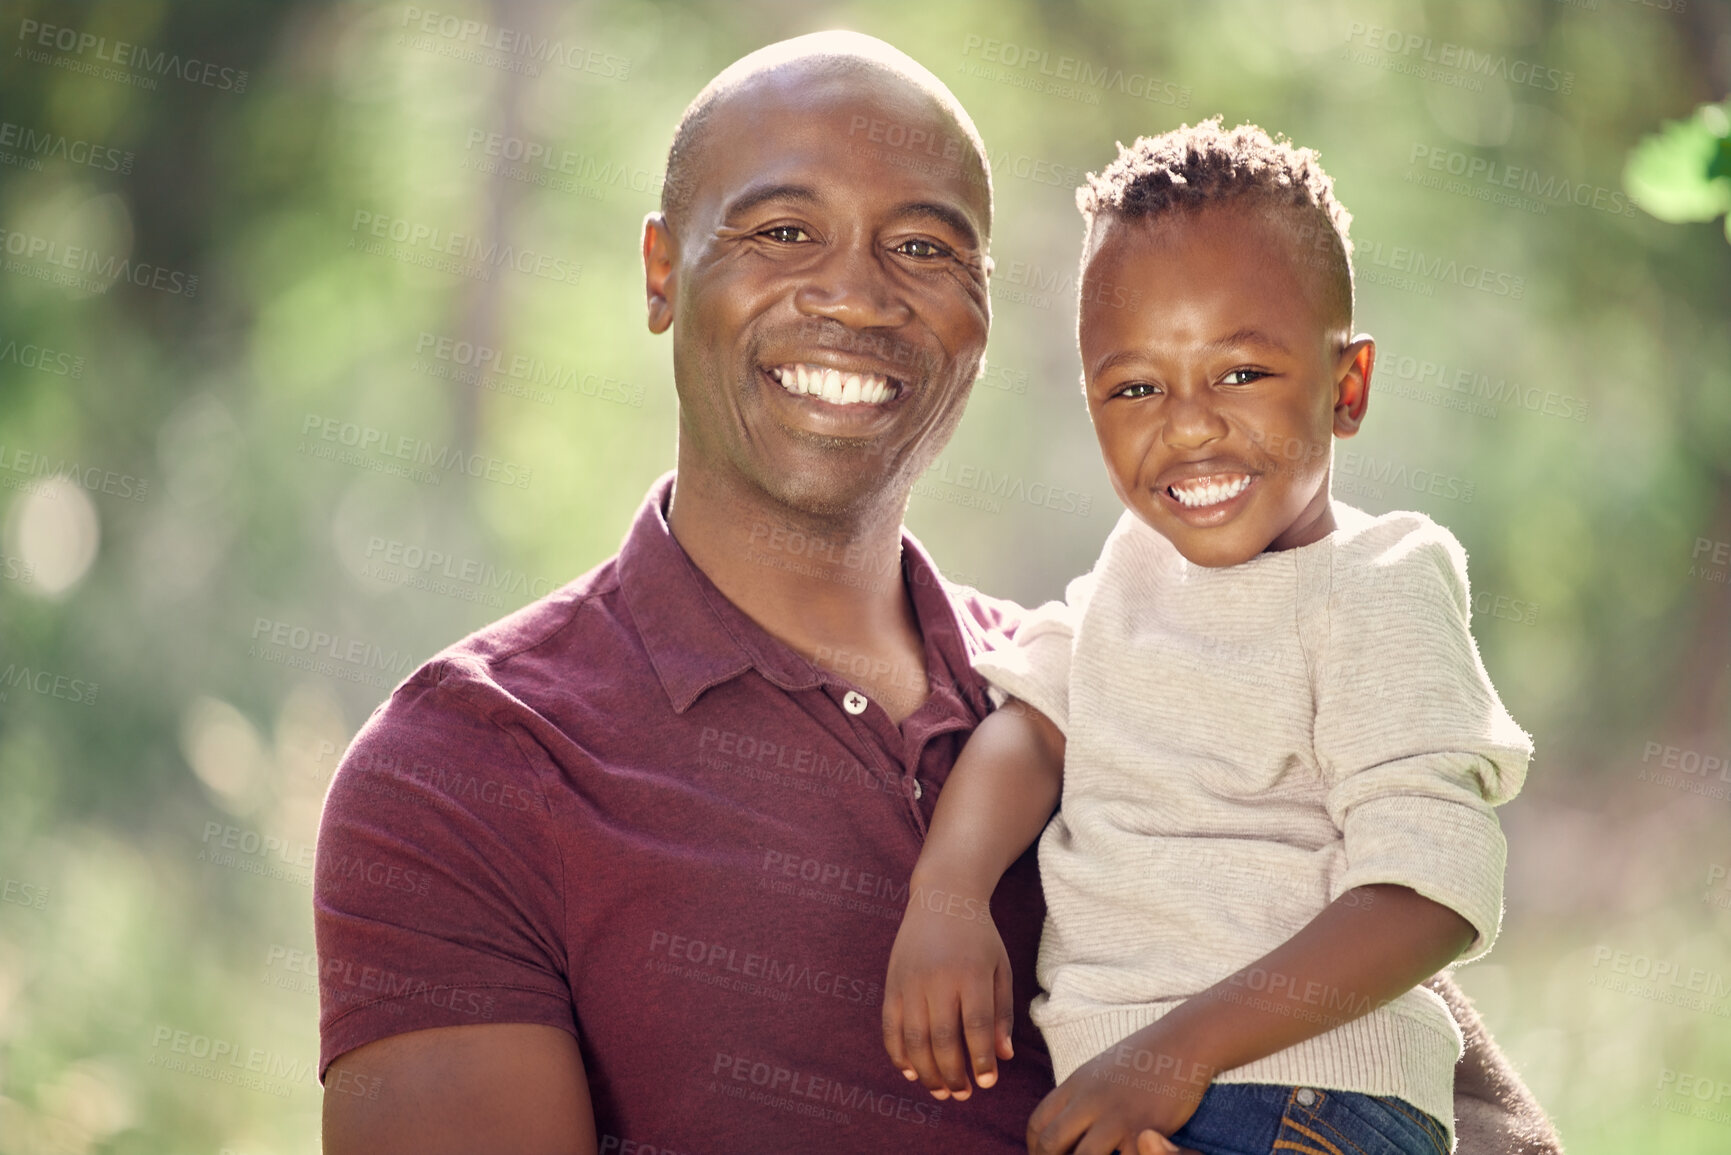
[970,572,1092,735]
[1312,517,1533,961]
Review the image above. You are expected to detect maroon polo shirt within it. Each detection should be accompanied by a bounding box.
[314,474,1053,1152]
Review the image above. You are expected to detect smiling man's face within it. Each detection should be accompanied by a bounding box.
[1079,202,1371,568]
[644,65,993,520]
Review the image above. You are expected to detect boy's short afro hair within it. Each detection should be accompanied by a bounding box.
[1076,118,1355,330]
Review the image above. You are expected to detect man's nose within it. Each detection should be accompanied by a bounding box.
[1161,389,1229,449]
[792,240,913,329]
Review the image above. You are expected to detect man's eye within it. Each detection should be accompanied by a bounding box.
[895,239,949,259]
[1222,369,1268,386]
[760,226,811,243]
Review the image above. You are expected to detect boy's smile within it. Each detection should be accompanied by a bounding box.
[1079,203,1374,568]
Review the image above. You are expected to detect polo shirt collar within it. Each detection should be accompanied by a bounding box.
[617,473,976,715]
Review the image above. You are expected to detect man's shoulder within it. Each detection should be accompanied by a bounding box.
[444,553,624,668]
[325,553,639,830]
[365,553,632,737]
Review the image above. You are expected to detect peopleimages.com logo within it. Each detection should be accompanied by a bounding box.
[1343,23,1574,94]
[0,119,134,174]
[958,35,1191,107]
[15,18,250,92]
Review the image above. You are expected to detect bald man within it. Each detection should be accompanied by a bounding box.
[316,33,1560,1155]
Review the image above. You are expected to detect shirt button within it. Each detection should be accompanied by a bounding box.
[1295,1088,1317,1107]
[842,690,868,715]
[911,779,923,800]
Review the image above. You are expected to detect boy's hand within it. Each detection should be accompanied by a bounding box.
[1024,1022,1213,1155]
[881,887,1014,1100]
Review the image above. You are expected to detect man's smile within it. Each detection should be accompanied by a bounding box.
[768,361,902,406]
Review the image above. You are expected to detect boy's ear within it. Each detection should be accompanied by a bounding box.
[643,212,676,335]
[1332,336,1374,438]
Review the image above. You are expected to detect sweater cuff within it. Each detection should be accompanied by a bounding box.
[1337,794,1508,961]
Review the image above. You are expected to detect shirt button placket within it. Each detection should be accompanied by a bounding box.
[831,687,927,830]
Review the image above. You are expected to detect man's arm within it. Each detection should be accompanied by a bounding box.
[323,1023,598,1155]
[1431,973,1564,1155]
[315,663,591,1152]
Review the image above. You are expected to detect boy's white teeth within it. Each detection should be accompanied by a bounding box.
[1169,474,1252,508]
[769,363,894,405]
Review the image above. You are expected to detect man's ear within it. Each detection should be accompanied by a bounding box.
[643,212,676,334]
[1332,335,1374,438]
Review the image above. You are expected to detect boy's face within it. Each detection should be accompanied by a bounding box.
[1078,203,1373,568]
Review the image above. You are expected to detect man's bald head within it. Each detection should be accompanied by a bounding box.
[660,32,992,239]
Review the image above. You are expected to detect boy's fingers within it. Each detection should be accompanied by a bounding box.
[1073,1121,1128,1155]
[994,959,1016,1063]
[1026,1084,1067,1141]
[880,995,916,1079]
[926,988,975,1099]
[959,978,1000,1089]
[1026,1098,1090,1155]
[898,997,951,1098]
[1135,1129,1180,1154]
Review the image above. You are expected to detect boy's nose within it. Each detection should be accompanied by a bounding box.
[1161,391,1229,449]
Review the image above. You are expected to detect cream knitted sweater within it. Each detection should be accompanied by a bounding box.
[974,504,1532,1141]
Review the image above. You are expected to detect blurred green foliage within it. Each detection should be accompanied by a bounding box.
[1,0,1729,1151]
[1625,99,1731,238]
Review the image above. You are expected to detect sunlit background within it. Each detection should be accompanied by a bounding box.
[2,0,1729,1151]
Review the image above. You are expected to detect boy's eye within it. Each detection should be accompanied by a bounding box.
[760,225,812,243]
[894,238,950,259]
[1222,368,1268,386]
[1117,382,1159,399]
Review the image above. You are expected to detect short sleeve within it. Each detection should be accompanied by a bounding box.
[1313,519,1533,961]
[971,572,1092,734]
[314,659,573,1078]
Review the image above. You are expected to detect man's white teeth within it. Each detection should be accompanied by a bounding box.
[769,363,893,405]
[1169,474,1252,508]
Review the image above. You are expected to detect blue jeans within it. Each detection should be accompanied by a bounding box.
[1168,1082,1450,1155]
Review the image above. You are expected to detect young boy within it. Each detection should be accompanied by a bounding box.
[882,120,1532,1155]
